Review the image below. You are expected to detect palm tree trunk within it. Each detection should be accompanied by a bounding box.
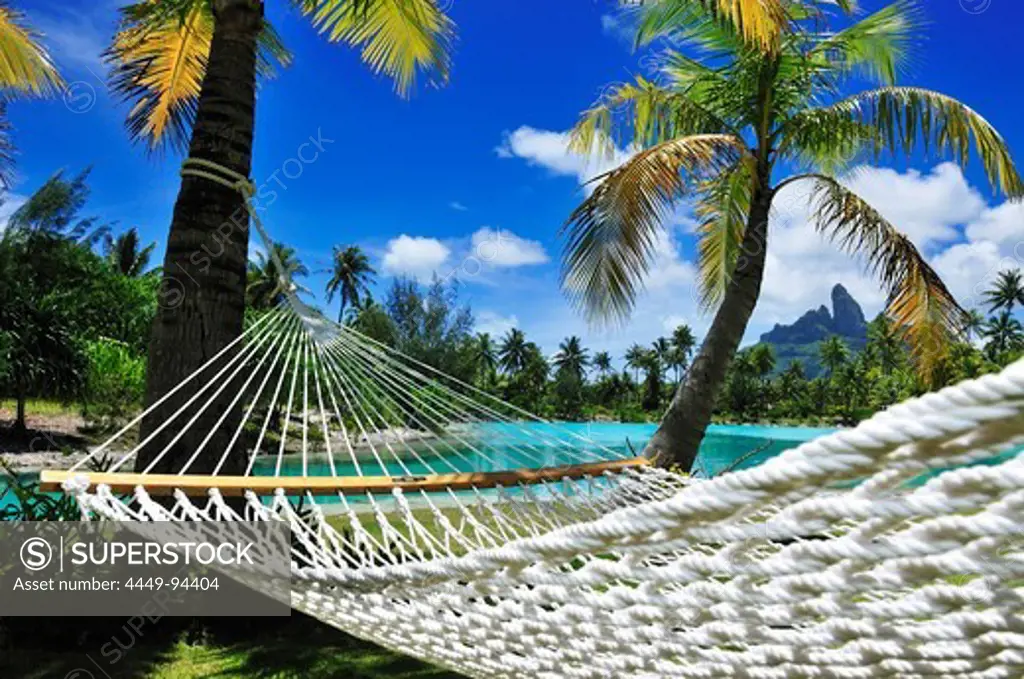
[14,391,26,435]
[643,187,773,471]
[136,0,262,476]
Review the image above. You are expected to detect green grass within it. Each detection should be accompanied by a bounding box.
[0,398,79,417]
[1,633,462,679]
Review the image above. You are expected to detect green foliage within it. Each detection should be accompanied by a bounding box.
[0,171,158,430]
[80,337,146,430]
[0,458,79,521]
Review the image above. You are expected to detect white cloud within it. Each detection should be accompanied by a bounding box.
[0,194,27,232]
[381,235,451,281]
[841,163,986,250]
[449,201,468,211]
[600,13,636,44]
[470,227,549,268]
[35,5,112,74]
[495,126,630,186]
[476,311,519,338]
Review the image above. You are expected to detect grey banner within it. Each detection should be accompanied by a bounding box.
[0,521,291,616]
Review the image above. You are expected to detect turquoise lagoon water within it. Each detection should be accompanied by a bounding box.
[1,423,833,513]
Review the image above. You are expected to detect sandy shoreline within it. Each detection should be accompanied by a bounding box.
[2,426,439,474]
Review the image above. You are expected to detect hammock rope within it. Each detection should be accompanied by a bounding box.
[41,158,1024,678]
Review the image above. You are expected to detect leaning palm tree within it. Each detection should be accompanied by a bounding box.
[563,0,1021,470]
[324,244,376,322]
[106,227,157,277]
[983,269,1024,315]
[105,0,454,474]
[0,3,64,186]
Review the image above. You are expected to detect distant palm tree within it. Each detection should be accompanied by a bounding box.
[562,1,1020,470]
[983,270,1024,314]
[592,351,612,378]
[749,343,775,379]
[672,324,696,362]
[624,344,646,383]
[325,244,376,322]
[963,309,986,343]
[498,328,529,375]
[246,243,309,310]
[106,227,156,277]
[866,314,903,374]
[778,360,806,402]
[982,311,1024,360]
[7,170,111,246]
[651,337,672,376]
[553,335,590,381]
[819,336,850,379]
[472,332,498,388]
[0,4,64,186]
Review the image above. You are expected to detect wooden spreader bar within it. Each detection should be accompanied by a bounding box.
[39,457,651,497]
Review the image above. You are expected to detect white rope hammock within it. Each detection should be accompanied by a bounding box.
[42,159,1024,678]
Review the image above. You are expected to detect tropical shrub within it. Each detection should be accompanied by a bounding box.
[80,337,146,430]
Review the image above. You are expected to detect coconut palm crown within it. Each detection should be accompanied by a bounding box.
[564,0,1022,469]
[325,244,376,322]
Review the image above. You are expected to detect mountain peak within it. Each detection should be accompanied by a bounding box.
[758,283,869,377]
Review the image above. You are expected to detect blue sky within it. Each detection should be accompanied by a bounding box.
[5,0,1024,361]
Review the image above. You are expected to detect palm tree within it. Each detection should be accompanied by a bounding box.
[0,4,64,186]
[819,336,849,380]
[777,360,806,403]
[592,350,612,378]
[106,0,454,475]
[749,343,775,379]
[7,170,111,247]
[866,314,903,374]
[562,1,1020,469]
[553,335,590,381]
[672,324,696,363]
[983,269,1024,314]
[106,227,157,277]
[982,311,1024,361]
[325,244,376,322]
[472,332,498,388]
[963,309,986,343]
[246,242,309,310]
[624,343,646,383]
[651,337,672,376]
[498,328,529,375]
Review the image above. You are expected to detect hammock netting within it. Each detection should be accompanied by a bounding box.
[43,161,1024,678]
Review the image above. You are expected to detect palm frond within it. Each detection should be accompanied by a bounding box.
[569,75,733,160]
[816,86,1024,198]
[808,0,921,85]
[107,1,291,152]
[634,0,789,54]
[561,134,745,324]
[305,0,453,97]
[695,157,754,309]
[807,174,965,379]
[106,1,211,152]
[778,107,881,173]
[0,3,63,96]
